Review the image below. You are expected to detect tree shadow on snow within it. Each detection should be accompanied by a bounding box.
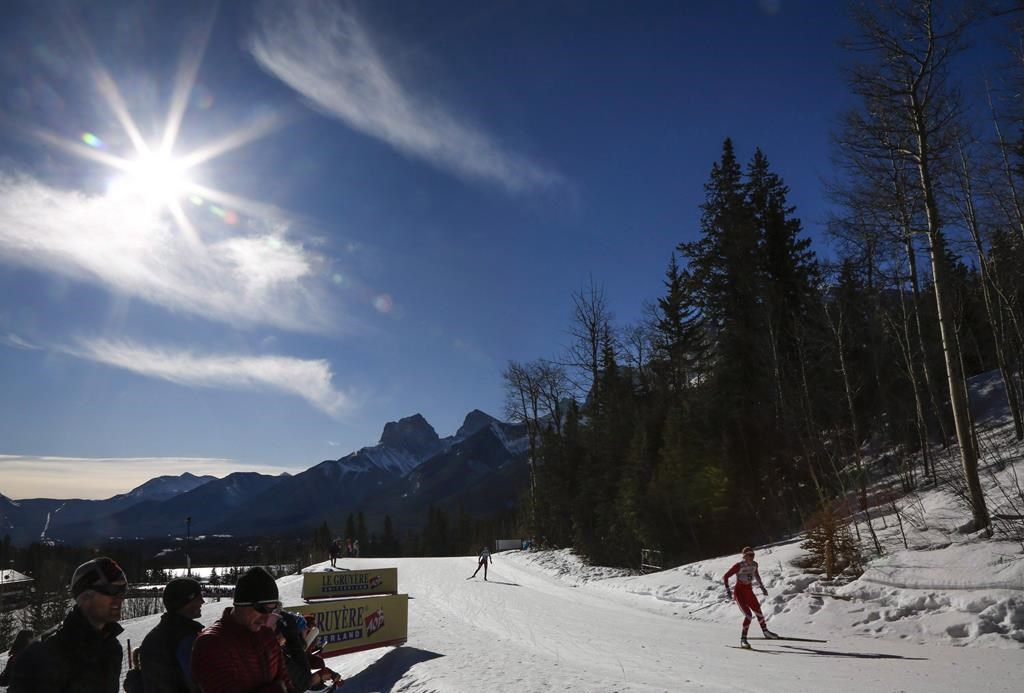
[776,645,927,660]
[336,646,444,692]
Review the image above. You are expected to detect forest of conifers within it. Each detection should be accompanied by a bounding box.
[503,1,1024,568]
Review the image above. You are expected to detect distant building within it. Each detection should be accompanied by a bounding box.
[0,568,34,610]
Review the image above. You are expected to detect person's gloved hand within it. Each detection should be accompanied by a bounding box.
[761,587,768,597]
[278,612,308,654]
[725,588,732,600]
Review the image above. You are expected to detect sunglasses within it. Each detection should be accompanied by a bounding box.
[91,583,128,597]
[252,602,282,615]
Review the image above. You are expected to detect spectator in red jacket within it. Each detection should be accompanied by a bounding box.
[190,567,289,693]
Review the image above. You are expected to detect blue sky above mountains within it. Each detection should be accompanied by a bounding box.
[0,1,1011,498]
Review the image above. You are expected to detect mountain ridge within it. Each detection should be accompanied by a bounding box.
[1,409,528,544]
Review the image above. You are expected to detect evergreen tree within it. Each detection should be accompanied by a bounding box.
[345,514,356,547]
[678,138,771,523]
[653,252,705,393]
[356,512,368,554]
[382,515,397,557]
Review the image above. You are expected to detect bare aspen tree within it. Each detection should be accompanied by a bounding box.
[845,0,989,531]
[564,277,616,409]
[823,292,884,555]
[503,360,543,531]
[502,359,572,532]
[952,131,1024,439]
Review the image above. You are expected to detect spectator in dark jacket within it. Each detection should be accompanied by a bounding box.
[7,557,127,693]
[0,629,34,686]
[190,567,288,693]
[137,577,205,693]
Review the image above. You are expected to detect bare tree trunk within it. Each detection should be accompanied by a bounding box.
[888,148,948,452]
[824,300,883,555]
[917,169,989,530]
[987,84,1024,241]
[954,134,1024,440]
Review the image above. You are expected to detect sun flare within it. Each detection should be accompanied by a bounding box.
[111,151,192,203]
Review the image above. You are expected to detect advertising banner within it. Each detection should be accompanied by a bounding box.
[288,593,409,657]
[301,568,399,599]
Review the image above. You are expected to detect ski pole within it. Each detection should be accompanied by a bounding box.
[689,601,722,614]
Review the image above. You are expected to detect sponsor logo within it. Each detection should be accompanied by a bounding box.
[365,607,385,636]
[368,575,382,589]
[323,629,362,644]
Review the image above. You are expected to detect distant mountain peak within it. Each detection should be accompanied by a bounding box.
[379,414,440,456]
[117,472,216,502]
[456,409,500,438]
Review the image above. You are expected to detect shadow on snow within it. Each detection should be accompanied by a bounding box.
[336,646,444,692]
[775,645,927,660]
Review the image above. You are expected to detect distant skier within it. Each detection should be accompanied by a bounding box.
[722,546,777,648]
[471,547,492,580]
[329,539,340,568]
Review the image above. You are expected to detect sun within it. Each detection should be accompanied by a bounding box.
[27,10,288,238]
[110,150,192,203]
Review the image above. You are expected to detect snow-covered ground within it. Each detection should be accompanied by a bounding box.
[1,542,1020,691]
[1,546,1002,693]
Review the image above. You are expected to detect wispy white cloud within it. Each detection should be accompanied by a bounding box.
[68,337,354,418]
[249,1,565,194]
[0,454,292,500]
[0,174,337,333]
[1,333,39,350]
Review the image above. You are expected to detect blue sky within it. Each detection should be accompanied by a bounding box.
[0,1,1009,499]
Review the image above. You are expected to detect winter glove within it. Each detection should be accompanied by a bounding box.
[278,611,308,656]
[761,587,768,597]
[725,588,732,600]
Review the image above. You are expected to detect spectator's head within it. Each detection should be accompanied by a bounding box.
[163,577,204,619]
[231,567,280,632]
[9,629,34,656]
[71,557,127,628]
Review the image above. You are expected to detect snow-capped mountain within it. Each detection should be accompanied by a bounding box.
[0,472,220,544]
[55,471,287,541]
[3,410,531,543]
[109,472,215,503]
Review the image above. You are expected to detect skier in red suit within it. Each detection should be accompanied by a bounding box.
[722,546,777,648]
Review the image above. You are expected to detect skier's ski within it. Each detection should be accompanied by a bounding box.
[748,635,827,643]
[726,645,779,654]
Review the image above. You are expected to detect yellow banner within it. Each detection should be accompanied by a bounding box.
[301,568,399,599]
[289,594,408,657]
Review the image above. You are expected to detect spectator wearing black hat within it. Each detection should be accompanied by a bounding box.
[7,556,128,693]
[135,577,205,693]
[190,567,290,693]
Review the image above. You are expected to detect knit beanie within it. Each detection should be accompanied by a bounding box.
[163,577,203,612]
[70,557,127,597]
[233,567,279,606]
